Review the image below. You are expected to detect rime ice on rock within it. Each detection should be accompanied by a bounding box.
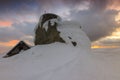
[34,13,65,45]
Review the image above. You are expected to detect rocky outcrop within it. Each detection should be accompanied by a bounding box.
[3,41,30,58]
[34,13,65,45]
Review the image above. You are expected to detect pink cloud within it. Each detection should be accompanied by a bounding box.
[0,40,19,47]
[0,21,12,27]
[107,0,120,11]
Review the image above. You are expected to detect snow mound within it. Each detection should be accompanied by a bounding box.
[1,45,120,80]
[0,42,93,80]
[58,21,91,50]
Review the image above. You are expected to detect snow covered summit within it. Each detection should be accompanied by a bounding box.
[34,13,90,49]
[1,13,120,80]
[0,13,92,80]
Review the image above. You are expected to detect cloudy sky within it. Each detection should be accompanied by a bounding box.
[0,0,120,53]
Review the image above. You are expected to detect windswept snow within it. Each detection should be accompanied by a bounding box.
[58,21,91,50]
[1,45,120,80]
[91,48,120,80]
[0,42,92,80]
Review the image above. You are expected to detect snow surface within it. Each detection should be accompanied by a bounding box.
[1,46,120,80]
[0,42,92,80]
[58,21,91,50]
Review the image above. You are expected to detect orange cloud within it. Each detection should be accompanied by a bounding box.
[106,27,120,39]
[0,40,19,47]
[115,12,120,24]
[107,0,120,11]
[91,45,119,49]
[92,29,120,49]
[0,21,12,27]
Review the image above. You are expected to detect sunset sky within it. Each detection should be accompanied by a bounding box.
[0,0,120,53]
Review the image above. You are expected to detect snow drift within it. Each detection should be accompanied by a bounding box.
[0,43,92,80]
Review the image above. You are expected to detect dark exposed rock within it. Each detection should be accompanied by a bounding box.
[40,13,58,27]
[34,13,65,45]
[71,41,77,46]
[68,36,72,39]
[3,41,30,58]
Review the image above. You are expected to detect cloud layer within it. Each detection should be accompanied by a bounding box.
[0,0,120,53]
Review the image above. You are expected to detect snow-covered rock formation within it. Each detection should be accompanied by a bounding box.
[0,13,93,80]
[34,13,90,49]
[34,13,65,45]
[1,13,120,80]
